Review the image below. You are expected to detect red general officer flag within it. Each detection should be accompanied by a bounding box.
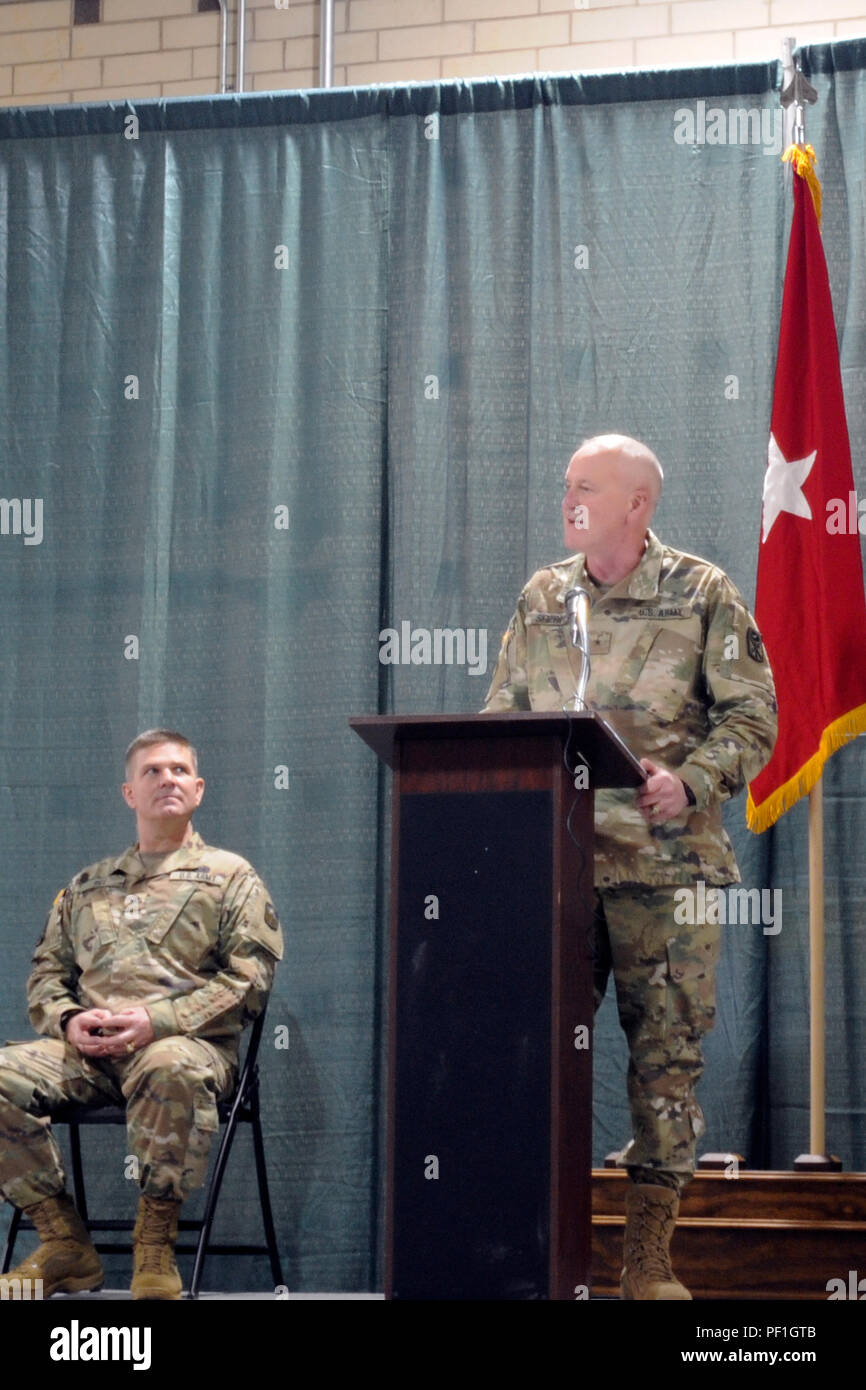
[747,145,866,832]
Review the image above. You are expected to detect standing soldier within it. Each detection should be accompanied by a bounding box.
[0,730,282,1300]
[483,435,777,1299]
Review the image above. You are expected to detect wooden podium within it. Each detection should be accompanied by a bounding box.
[350,711,643,1301]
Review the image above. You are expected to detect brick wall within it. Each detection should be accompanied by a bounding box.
[0,0,864,108]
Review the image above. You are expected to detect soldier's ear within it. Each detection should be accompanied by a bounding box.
[121,781,136,810]
[194,777,205,805]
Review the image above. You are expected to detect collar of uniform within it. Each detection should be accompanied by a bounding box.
[556,530,663,604]
[111,828,207,878]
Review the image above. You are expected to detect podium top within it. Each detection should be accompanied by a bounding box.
[349,710,645,787]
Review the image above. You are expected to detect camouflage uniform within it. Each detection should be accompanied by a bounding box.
[0,831,282,1207]
[483,530,777,1180]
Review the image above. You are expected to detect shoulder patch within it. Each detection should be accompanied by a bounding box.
[747,628,765,663]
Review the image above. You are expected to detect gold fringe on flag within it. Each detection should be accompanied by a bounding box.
[746,701,866,833]
[782,143,823,226]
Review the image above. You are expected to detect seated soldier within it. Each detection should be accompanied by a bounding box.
[0,728,283,1300]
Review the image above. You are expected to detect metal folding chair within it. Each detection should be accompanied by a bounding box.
[1,1009,283,1298]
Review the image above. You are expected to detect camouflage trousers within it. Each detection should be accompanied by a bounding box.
[593,884,721,1185]
[0,1035,235,1208]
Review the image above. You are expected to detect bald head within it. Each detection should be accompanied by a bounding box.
[577,434,664,511]
[562,434,664,575]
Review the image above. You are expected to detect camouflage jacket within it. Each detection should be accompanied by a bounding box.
[28,831,283,1055]
[482,531,778,887]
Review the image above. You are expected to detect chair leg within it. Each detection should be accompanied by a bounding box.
[188,1114,240,1300]
[250,1098,284,1288]
[1,1205,23,1274]
[69,1122,88,1223]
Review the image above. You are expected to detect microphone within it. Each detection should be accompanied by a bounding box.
[563,587,591,710]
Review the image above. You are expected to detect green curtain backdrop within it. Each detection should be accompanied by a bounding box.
[1,38,864,1292]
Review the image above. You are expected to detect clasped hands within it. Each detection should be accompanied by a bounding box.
[66,1007,155,1059]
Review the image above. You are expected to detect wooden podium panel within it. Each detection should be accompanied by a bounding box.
[351,712,643,1300]
[392,789,553,1299]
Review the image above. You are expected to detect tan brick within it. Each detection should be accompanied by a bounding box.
[541,0,625,10]
[1,28,69,65]
[541,39,637,70]
[13,57,99,95]
[283,36,318,69]
[770,0,866,20]
[380,22,472,60]
[253,68,317,91]
[162,14,221,50]
[2,91,73,107]
[255,2,316,41]
[442,49,538,79]
[103,0,189,19]
[72,83,163,102]
[72,21,160,59]
[251,0,346,32]
[347,56,443,83]
[475,15,569,52]
[243,41,285,74]
[103,50,192,86]
[734,20,841,60]
[161,78,221,97]
[571,5,668,42]
[447,0,535,17]
[333,30,378,65]
[635,31,734,65]
[673,0,769,34]
[836,18,866,34]
[193,45,225,79]
[0,3,70,35]
[349,1,444,31]
[0,67,11,97]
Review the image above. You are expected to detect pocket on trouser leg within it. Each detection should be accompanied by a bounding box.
[179,1094,219,1198]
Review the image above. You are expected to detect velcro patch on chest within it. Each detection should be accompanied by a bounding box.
[526,612,567,626]
[169,869,225,885]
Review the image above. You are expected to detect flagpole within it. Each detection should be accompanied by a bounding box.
[777,40,840,1171]
[808,780,825,1157]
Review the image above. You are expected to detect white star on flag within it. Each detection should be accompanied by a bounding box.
[762,432,817,542]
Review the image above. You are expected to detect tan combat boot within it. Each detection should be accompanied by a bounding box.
[620,1182,692,1300]
[130,1195,183,1301]
[4,1192,103,1296]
